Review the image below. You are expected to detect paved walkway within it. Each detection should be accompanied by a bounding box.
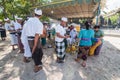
[103,29,120,37]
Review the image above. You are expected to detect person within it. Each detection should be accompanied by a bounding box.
[51,27,56,49]
[69,24,78,44]
[14,17,24,53]
[21,22,32,63]
[75,21,94,67]
[55,17,69,63]
[4,18,18,50]
[0,20,6,40]
[66,26,71,35]
[47,25,51,40]
[108,18,111,27]
[41,22,47,49]
[47,24,52,48]
[93,25,104,55]
[51,27,56,40]
[22,9,43,72]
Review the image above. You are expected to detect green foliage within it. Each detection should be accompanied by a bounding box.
[40,15,50,22]
[104,13,119,25]
[110,14,119,25]
[0,0,50,21]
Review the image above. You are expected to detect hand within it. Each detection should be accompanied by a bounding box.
[97,38,101,41]
[32,46,36,54]
[65,35,70,38]
[76,38,79,42]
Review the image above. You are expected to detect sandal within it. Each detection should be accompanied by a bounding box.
[12,48,16,51]
[23,57,30,63]
[75,58,80,63]
[34,66,42,73]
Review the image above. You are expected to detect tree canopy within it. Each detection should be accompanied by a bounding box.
[0,0,50,21]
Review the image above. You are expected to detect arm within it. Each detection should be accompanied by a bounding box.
[32,34,39,54]
[41,28,47,38]
[56,32,66,38]
[8,29,16,33]
[32,22,43,53]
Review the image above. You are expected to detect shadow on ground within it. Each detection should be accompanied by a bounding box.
[0,39,120,80]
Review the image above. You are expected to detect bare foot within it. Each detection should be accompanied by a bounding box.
[81,61,86,67]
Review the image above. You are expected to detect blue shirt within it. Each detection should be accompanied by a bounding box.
[78,29,94,46]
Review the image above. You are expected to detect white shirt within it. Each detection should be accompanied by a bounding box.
[5,21,15,31]
[55,24,66,42]
[5,22,11,31]
[14,22,22,30]
[70,29,77,39]
[23,17,43,37]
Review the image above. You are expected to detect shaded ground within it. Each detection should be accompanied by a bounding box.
[0,36,120,80]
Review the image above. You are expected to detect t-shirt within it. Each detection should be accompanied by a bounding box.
[55,24,66,42]
[94,30,104,43]
[52,28,56,36]
[78,29,94,46]
[47,27,51,32]
[94,30,104,38]
[24,17,43,37]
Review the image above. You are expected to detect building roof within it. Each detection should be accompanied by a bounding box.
[33,0,101,19]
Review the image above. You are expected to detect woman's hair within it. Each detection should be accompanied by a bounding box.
[85,21,90,30]
[94,25,100,29]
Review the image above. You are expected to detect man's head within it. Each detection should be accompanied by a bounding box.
[34,8,42,18]
[85,21,90,30]
[70,23,75,30]
[94,25,100,31]
[16,17,22,23]
[43,21,48,25]
[61,17,68,27]
[4,18,10,23]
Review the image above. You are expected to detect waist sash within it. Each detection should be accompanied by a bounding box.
[81,38,91,41]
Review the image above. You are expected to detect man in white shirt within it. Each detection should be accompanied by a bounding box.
[4,18,18,50]
[14,17,24,53]
[22,9,43,72]
[0,20,6,40]
[21,22,32,63]
[69,25,77,44]
[55,17,69,63]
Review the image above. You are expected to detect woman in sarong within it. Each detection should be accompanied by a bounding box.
[75,21,94,67]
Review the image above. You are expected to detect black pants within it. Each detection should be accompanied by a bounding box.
[0,29,6,38]
[28,39,43,66]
